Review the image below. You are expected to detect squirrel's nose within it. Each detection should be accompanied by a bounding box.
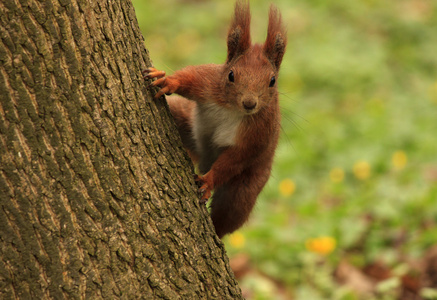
[243,99,257,111]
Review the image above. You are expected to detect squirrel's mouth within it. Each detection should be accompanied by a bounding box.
[244,108,258,115]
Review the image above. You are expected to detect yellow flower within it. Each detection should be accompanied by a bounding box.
[353,161,371,180]
[229,232,245,249]
[305,236,336,255]
[279,178,296,197]
[392,150,408,170]
[329,167,345,183]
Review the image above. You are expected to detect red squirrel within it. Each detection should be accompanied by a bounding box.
[144,0,287,238]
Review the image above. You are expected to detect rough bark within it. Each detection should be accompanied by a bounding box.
[0,0,242,299]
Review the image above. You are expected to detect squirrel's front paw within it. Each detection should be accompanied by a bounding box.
[143,67,166,80]
[143,67,179,99]
[194,174,213,204]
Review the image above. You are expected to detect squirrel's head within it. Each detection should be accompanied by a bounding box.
[222,0,287,115]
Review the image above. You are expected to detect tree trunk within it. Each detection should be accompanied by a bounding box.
[0,0,242,299]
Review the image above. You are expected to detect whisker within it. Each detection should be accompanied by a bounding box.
[279,124,295,151]
[280,105,307,131]
[279,91,300,104]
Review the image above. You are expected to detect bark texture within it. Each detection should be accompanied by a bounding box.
[0,0,242,299]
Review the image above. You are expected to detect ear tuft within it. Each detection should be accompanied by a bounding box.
[227,0,251,63]
[263,5,287,70]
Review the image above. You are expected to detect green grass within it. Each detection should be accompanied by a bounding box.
[133,1,437,299]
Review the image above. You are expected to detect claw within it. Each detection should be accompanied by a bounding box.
[143,67,166,80]
[154,86,168,99]
[198,184,212,202]
[143,67,179,99]
[199,197,209,205]
[193,174,212,203]
[152,77,166,87]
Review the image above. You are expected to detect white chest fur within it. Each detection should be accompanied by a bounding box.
[194,103,243,148]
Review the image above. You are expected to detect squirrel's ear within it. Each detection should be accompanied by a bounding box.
[227,0,251,63]
[263,5,287,70]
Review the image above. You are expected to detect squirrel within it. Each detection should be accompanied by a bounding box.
[143,0,287,238]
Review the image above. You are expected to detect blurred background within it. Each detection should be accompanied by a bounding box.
[133,0,437,299]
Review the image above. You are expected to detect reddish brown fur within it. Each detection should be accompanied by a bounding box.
[144,0,287,238]
[227,0,251,63]
[263,5,287,69]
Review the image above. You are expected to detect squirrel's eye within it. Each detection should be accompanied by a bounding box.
[269,76,276,87]
[228,70,234,82]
